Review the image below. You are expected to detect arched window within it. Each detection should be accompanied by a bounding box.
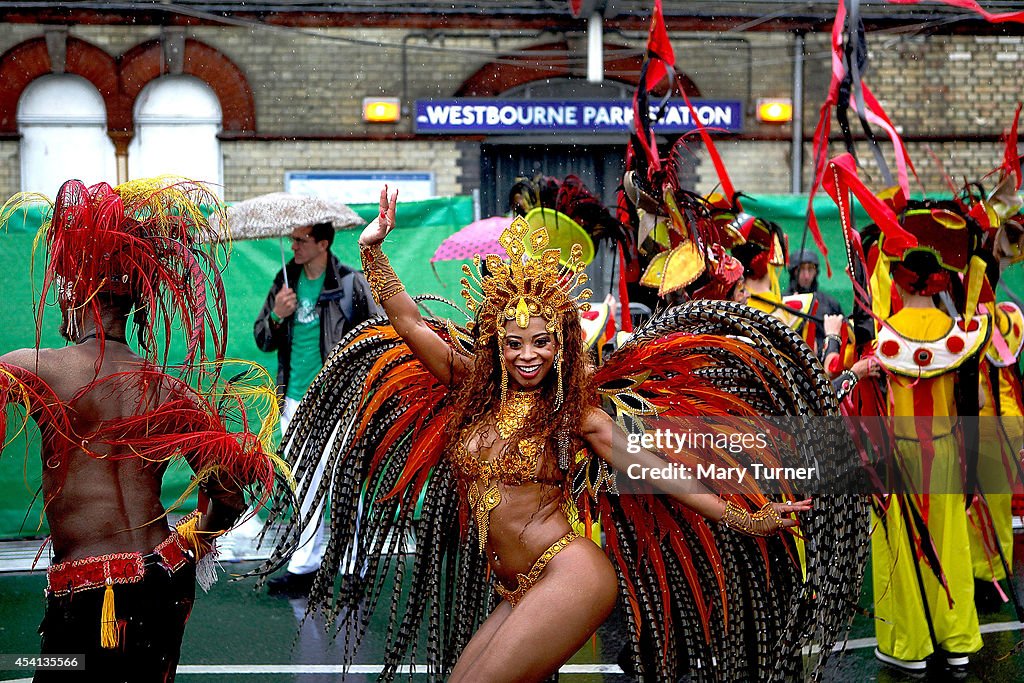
[17,74,117,197]
[128,75,223,193]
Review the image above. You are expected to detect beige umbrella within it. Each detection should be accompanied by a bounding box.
[213,192,366,287]
[218,192,364,239]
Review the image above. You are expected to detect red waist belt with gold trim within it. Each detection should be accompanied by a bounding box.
[46,531,192,597]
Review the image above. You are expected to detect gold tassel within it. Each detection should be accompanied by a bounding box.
[499,352,509,407]
[100,579,118,649]
[176,512,206,558]
[179,510,221,592]
[554,350,564,411]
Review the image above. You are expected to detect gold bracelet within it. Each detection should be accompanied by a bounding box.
[359,242,405,305]
[721,500,782,537]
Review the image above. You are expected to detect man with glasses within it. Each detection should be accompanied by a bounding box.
[254,221,380,596]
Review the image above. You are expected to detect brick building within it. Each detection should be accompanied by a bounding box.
[0,1,1022,212]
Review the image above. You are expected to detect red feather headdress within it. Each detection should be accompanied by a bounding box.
[5,177,228,370]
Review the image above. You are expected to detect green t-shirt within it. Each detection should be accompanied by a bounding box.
[285,269,327,400]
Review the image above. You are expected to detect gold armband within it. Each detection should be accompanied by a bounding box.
[360,242,405,306]
[721,500,783,537]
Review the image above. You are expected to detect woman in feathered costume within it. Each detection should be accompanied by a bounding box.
[367,188,808,681]
[261,181,869,682]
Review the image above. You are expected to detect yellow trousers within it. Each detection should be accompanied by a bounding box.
[968,493,1013,581]
[967,417,1021,582]
[873,437,982,661]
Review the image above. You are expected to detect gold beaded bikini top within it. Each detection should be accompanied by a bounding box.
[447,391,562,552]
[448,391,546,486]
[450,436,544,485]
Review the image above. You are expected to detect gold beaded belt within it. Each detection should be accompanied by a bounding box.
[495,529,580,607]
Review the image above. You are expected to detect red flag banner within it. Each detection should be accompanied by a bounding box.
[888,0,1024,23]
[645,0,676,87]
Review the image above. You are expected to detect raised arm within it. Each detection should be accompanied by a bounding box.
[358,186,471,386]
[579,406,808,534]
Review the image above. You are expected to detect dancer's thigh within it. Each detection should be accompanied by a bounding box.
[449,540,617,683]
[449,600,512,678]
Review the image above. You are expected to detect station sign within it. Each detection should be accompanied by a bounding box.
[414,99,743,134]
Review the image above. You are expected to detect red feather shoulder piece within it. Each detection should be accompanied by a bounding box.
[0,359,282,519]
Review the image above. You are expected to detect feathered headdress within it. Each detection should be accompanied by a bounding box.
[964,105,1024,270]
[708,194,787,282]
[4,177,227,369]
[508,174,631,250]
[460,215,592,345]
[621,0,764,303]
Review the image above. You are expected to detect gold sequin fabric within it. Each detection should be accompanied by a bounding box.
[447,391,556,551]
[448,391,545,486]
[449,436,543,485]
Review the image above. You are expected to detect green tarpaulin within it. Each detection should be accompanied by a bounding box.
[2,193,1022,538]
[0,196,474,538]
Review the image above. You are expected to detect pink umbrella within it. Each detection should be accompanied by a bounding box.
[431,215,511,263]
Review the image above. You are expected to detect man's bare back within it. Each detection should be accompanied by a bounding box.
[2,339,180,563]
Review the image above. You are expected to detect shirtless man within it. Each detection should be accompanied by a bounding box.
[0,178,268,683]
[2,293,247,682]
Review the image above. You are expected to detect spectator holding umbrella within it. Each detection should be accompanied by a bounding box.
[253,215,380,595]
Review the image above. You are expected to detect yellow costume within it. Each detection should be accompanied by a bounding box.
[872,306,989,661]
[969,302,1024,583]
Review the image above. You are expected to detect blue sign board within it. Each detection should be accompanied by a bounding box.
[414,99,743,134]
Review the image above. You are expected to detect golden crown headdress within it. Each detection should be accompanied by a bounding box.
[460,216,593,345]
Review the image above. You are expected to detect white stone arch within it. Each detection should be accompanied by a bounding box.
[17,74,117,197]
[128,75,223,194]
